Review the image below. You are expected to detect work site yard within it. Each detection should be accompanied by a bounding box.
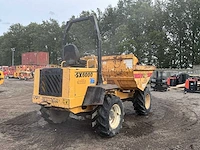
[0,79,200,150]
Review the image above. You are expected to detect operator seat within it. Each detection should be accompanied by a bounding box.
[63,44,80,66]
[63,44,86,67]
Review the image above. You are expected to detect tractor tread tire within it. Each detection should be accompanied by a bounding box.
[40,106,69,124]
[133,87,151,115]
[40,107,53,124]
[92,94,124,137]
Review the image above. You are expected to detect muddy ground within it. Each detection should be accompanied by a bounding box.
[0,79,200,150]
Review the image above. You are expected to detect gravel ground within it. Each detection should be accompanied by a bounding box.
[0,79,200,150]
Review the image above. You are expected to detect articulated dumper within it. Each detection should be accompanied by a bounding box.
[0,71,4,85]
[32,15,156,137]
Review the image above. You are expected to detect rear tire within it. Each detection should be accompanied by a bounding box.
[92,94,124,137]
[40,106,69,124]
[132,87,151,115]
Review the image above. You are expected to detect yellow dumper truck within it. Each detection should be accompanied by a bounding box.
[0,71,4,85]
[32,15,155,137]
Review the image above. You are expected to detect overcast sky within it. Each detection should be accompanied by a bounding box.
[0,0,118,35]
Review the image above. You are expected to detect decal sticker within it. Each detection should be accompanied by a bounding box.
[75,72,93,78]
[77,79,86,84]
[90,78,95,84]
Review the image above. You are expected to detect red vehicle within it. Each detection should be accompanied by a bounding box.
[19,71,34,80]
[184,77,200,93]
[1,66,9,77]
[6,66,16,78]
[167,76,177,86]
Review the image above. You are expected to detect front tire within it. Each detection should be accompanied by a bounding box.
[133,87,151,115]
[40,106,69,124]
[92,94,124,137]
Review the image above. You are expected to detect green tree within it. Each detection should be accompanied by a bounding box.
[166,0,200,68]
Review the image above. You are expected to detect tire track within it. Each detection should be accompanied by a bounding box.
[1,81,200,150]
